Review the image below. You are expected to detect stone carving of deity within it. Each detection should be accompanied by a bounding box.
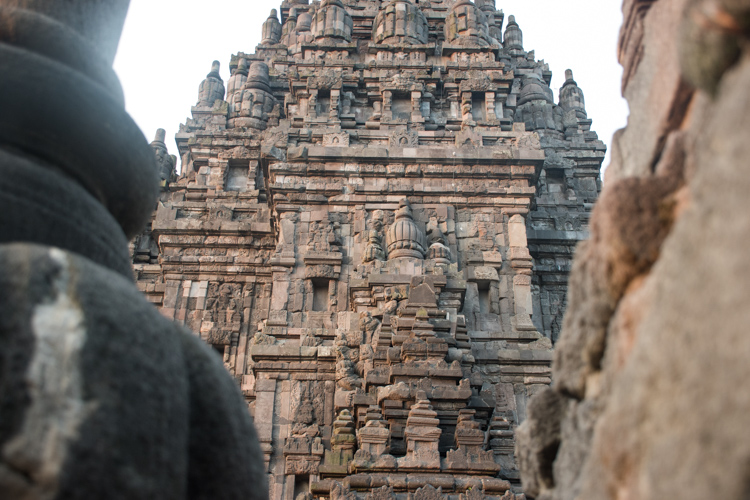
[427,224,452,265]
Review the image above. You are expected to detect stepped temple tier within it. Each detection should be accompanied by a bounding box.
[132,0,605,498]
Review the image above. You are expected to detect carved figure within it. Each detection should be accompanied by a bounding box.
[335,343,364,391]
[251,329,277,346]
[427,224,452,265]
[360,311,381,345]
[330,481,357,500]
[383,286,408,315]
[363,217,386,263]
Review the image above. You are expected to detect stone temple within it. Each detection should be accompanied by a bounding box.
[132,0,605,498]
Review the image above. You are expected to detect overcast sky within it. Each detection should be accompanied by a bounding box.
[113,1,629,177]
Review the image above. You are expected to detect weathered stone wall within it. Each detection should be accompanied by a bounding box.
[516,0,750,498]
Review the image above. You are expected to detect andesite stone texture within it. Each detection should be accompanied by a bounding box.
[516,0,750,499]
[132,1,605,498]
[0,1,267,499]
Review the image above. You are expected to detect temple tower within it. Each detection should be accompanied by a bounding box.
[133,1,605,498]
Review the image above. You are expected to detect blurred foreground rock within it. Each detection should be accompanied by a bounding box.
[516,0,750,498]
[0,1,267,498]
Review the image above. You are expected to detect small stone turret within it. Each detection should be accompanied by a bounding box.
[363,228,386,263]
[227,58,249,119]
[332,409,357,454]
[559,69,587,119]
[356,406,391,459]
[321,409,357,474]
[503,15,524,56]
[386,199,427,259]
[228,62,277,131]
[151,128,176,188]
[398,392,442,469]
[476,0,504,41]
[197,60,225,107]
[227,58,249,99]
[373,0,429,45]
[246,61,272,93]
[281,8,298,44]
[285,8,315,53]
[515,71,562,132]
[445,0,493,47]
[312,0,353,42]
[261,9,282,45]
[518,71,554,106]
[445,409,500,473]
[297,10,313,33]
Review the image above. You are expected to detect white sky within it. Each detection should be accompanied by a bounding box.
[114,0,629,177]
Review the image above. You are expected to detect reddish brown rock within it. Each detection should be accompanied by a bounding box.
[518,1,750,499]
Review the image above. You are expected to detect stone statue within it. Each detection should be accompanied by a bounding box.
[382,286,408,315]
[335,344,364,391]
[0,2,267,499]
[427,224,452,265]
[363,216,386,263]
[360,311,381,345]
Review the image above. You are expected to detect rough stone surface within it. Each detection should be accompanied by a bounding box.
[517,0,750,499]
[132,1,605,498]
